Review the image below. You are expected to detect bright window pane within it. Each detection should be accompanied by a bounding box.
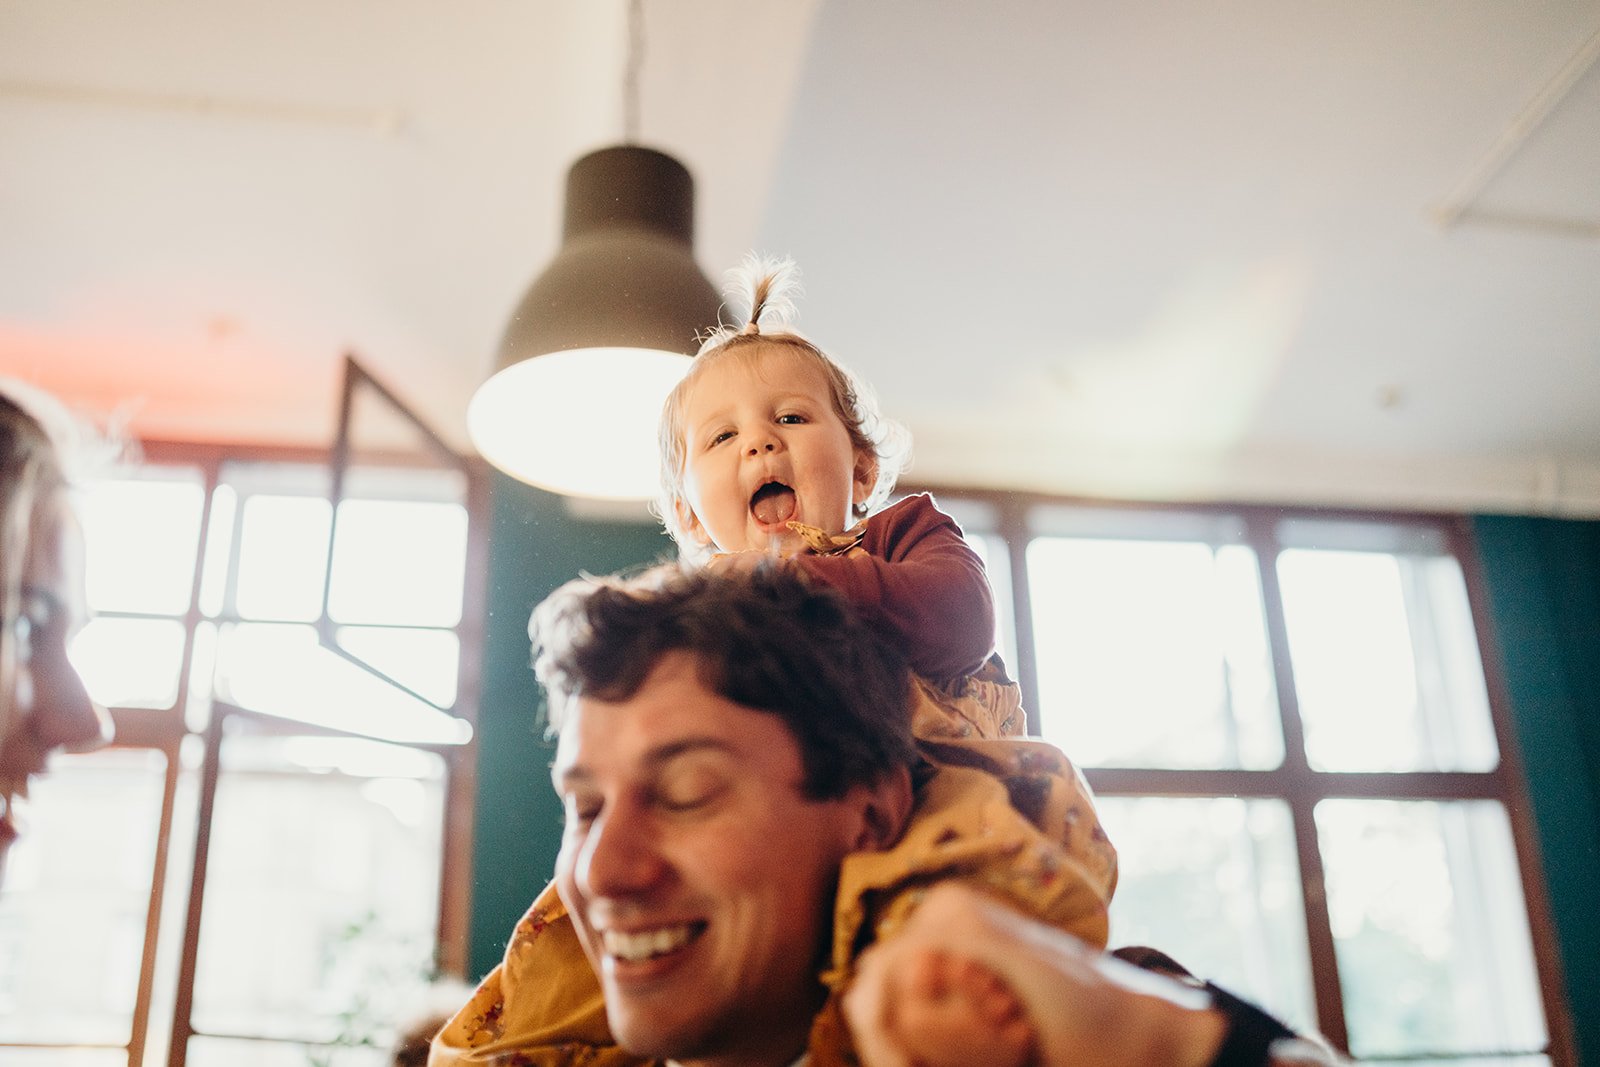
[235,495,332,621]
[0,750,165,1045]
[1280,550,1499,772]
[1029,538,1282,768]
[214,623,469,745]
[79,472,204,615]
[1098,796,1315,1033]
[328,500,468,626]
[191,736,445,1045]
[71,617,185,709]
[187,1036,386,1067]
[335,626,460,709]
[1317,799,1545,1059]
[0,1052,128,1066]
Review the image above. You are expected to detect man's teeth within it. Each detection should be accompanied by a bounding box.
[602,924,697,962]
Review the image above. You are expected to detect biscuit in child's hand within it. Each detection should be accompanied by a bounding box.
[788,520,866,555]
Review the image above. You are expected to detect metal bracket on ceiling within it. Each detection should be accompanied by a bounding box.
[1430,23,1600,239]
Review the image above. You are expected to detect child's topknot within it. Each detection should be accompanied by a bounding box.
[710,252,801,343]
[655,255,912,564]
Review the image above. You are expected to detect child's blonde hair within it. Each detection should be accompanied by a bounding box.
[655,255,910,563]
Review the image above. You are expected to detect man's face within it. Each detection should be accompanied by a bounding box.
[552,651,875,1067]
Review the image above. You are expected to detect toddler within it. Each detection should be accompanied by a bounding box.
[433,258,1116,1067]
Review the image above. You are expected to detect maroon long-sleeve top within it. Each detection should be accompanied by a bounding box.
[793,493,996,687]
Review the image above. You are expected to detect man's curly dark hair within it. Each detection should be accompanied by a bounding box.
[530,563,916,800]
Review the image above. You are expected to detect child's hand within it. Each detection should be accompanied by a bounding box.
[845,938,1036,1067]
[844,884,1234,1067]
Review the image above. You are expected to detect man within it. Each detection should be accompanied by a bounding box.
[436,565,1336,1067]
[433,563,917,1067]
[538,564,916,1067]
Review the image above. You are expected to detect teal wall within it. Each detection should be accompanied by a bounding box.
[468,474,671,977]
[1472,515,1600,1066]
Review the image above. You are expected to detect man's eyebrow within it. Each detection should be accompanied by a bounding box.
[642,737,739,768]
[552,737,740,787]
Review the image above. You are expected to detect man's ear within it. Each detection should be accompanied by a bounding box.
[673,496,713,547]
[851,450,879,513]
[850,765,913,852]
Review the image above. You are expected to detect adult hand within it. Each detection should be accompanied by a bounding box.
[843,883,1228,1067]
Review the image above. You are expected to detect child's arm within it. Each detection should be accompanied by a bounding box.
[845,884,1341,1067]
[792,494,996,684]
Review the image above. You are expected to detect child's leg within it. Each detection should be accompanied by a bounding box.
[861,942,1036,1067]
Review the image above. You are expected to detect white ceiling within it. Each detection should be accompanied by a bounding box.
[3,1,1598,514]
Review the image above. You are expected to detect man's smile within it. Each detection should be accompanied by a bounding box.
[601,920,707,964]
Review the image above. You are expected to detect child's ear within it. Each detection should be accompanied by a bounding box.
[852,450,879,510]
[673,497,714,547]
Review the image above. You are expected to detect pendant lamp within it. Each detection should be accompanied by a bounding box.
[468,145,721,499]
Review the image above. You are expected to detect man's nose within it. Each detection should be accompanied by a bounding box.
[578,807,667,898]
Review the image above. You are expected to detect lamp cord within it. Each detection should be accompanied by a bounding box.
[623,0,644,144]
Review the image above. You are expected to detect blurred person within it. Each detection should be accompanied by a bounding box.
[0,380,112,885]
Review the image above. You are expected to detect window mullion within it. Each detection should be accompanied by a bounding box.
[1244,514,1310,772]
[438,466,490,978]
[127,739,183,1067]
[166,712,225,1067]
[1000,496,1040,732]
[114,456,220,1067]
[1244,512,1349,1053]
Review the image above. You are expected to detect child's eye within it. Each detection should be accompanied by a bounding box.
[776,413,806,425]
[709,429,735,446]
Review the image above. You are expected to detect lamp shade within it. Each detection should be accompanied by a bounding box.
[468,146,721,500]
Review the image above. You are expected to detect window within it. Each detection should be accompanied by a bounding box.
[0,440,483,1067]
[947,496,1561,1064]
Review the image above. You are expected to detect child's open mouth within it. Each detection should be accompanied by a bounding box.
[750,481,797,526]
